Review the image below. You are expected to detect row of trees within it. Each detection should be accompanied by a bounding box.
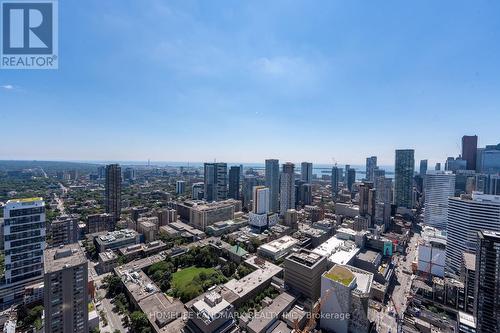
[223,236,262,253]
[237,286,280,315]
[102,275,151,332]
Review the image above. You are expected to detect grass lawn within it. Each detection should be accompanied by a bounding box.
[172,266,217,290]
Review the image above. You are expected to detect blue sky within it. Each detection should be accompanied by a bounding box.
[1,0,500,166]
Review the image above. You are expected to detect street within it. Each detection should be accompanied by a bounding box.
[94,274,128,333]
[374,229,421,333]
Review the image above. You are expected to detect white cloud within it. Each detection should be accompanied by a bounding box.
[254,56,311,77]
[1,84,14,90]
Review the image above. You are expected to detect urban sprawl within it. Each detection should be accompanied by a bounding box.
[0,134,499,333]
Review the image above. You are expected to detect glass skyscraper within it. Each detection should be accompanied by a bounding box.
[394,149,415,208]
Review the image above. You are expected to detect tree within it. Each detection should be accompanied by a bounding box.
[103,275,123,296]
[117,255,127,265]
[237,264,252,278]
[221,262,237,277]
[83,240,98,260]
[113,293,129,315]
[179,284,203,303]
[130,311,150,333]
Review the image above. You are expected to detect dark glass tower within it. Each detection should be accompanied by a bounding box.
[265,159,280,213]
[475,230,500,333]
[228,166,241,200]
[331,166,340,198]
[105,164,121,229]
[394,149,415,208]
[462,135,478,171]
[347,168,356,192]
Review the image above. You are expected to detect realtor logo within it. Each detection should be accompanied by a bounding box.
[1,0,58,69]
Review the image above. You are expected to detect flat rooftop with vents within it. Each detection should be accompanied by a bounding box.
[312,235,360,266]
[44,243,86,273]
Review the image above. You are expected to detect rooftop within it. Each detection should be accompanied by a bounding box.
[324,265,355,286]
[96,229,138,244]
[481,229,500,240]
[258,235,299,254]
[269,321,291,333]
[356,250,381,264]
[7,197,43,204]
[453,192,500,204]
[44,243,86,273]
[5,197,44,209]
[117,268,158,303]
[286,249,326,268]
[222,256,282,301]
[191,200,239,211]
[324,265,373,294]
[247,292,295,333]
[312,235,360,265]
[139,293,186,332]
[229,244,248,256]
[299,223,327,237]
[336,227,358,236]
[98,250,118,262]
[191,292,232,324]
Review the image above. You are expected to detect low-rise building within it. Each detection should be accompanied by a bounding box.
[98,250,119,274]
[115,266,186,332]
[118,240,168,262]
[257,236,300,261]
[312,235,360,267]
[205,218,248,236]
[246,292,296,333]
[94,229,140,253]
[186,292,236,333]
[159,221,206,240]
[221,256,283,307]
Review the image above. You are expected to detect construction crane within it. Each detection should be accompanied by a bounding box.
[293,288,333,333]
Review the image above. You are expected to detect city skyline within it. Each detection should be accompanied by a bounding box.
[1,0,500,164]
[1,0,500,331]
